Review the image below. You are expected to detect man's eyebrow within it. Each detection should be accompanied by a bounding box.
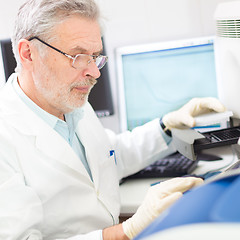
[70,46,103,55]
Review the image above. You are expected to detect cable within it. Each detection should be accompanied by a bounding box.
[199,145,237,179]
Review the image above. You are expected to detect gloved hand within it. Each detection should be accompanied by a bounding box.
[162,97,226,130]
[122,177,203,239]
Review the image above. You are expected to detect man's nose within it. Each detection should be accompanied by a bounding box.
[85,60,101,79]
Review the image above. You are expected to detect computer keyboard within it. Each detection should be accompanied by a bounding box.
[122,152,199,180]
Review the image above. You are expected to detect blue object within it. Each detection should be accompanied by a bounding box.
[134,173,240,239]
[110,150,117,164]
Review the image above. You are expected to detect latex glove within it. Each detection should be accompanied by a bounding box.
[122,177,203,239]
[162,97,226,130]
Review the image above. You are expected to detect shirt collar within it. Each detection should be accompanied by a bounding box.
[65,107,85,131]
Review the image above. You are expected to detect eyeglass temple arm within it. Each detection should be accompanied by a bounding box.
[28,36,71,58]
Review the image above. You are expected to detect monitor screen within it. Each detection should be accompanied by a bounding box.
[0,38,114,117]
[116,36,218,131]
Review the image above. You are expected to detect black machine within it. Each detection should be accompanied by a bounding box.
[194,126,240,151]
[172,125,240,160]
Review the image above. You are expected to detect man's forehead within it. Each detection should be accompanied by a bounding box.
[53,16,102,50]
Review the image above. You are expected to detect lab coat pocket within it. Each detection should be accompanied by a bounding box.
[97,151,120,217]
[98,150,118,183]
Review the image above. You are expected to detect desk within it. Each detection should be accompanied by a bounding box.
[119,145,238,217]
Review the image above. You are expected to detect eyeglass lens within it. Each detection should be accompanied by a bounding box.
[73,54,107,70]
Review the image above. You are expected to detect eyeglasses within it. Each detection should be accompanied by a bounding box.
[28,37,108,70]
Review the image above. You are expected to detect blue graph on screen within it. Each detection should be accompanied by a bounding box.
[121,42,218,130]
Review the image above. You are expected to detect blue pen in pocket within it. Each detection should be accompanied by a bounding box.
[109,150,117,165]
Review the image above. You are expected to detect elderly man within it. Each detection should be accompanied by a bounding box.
[0,0,225,239]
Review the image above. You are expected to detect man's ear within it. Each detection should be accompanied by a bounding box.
[18,39,33,70]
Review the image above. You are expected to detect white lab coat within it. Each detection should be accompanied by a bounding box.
[0,74,174,240]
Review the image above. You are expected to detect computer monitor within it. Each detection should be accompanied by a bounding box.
[116,36,218,132]
[1,39,17,81]
[0,38,114,117]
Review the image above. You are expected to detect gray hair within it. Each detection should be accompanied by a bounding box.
[12,0,101,72]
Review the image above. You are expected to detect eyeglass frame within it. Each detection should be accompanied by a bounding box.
[28,36,108,70]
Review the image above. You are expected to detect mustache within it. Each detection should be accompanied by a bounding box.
[71,78,97,88]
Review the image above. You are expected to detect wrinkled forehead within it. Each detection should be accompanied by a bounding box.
[50,15,103,53]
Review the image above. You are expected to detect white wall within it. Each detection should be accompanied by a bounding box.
[0,0,234,132]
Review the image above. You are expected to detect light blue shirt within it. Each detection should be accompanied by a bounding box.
[12,76,93,180]
[160,128,172,145]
